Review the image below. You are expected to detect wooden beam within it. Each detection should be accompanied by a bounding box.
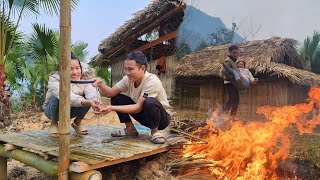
[132,31,177,52]
[59,0,71,179]
[0,156,7,180]
[69,146,169,173]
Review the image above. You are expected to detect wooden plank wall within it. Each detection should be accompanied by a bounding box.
[236,79,289,120]
[287,82,309,105]
[199,80,224,112]
[179,78,300,121]
[110,55,176,98]
[175,79,200,110]
[111,54,126,85]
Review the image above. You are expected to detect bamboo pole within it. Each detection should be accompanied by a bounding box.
[0,156,7,180]
[0,144,58,176]
[59,0,71,179]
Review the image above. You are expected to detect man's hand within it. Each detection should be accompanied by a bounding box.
[99,105,113,114]
[92,78,103,87]
[93,105,114,114]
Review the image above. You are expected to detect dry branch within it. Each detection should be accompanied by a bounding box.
[170,128,208,144]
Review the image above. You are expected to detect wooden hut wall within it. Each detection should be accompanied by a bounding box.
[110,55,176,98]
[236,78,289,120]
[287,82,309,105]
[111,54,126,86]
[199,79,224,112]
[198,78,289,120]
[175,79,200,110]
[178,77,292,120]
[146,56,176,98]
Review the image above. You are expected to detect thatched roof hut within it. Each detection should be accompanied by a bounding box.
[173,37,320,120]
[175,37,320,86]
[91,0,185,66]
[90,0,185,98]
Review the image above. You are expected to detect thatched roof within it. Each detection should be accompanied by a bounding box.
[175,37,320,86]
[98,0,183,54]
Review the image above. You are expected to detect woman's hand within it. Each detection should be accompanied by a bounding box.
[251,78,259,84]
[91,99,103,111]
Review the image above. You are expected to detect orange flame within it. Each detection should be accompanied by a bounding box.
[183,86,320,179]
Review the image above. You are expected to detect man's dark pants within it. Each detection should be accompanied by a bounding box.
[223,83,239,116]
[111,94,170,130]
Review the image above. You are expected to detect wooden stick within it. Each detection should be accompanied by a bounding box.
[0,156,7,180]
[170,160,213,169]
[170,128,208,144]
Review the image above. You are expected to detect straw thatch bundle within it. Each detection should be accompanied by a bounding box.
[175,37,320,86]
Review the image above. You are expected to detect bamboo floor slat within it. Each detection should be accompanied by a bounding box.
[0,125,170,165]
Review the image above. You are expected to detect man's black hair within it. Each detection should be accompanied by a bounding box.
[127,51,148,68]
[228,45,239,52]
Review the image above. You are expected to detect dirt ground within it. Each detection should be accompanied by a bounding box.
[3,99,187,180]
[4,109,124,180]
[2,105,320,179]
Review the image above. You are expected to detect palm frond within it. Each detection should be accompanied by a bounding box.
[0,13,24,57]
[93,66,111,86]
[71,41,89,62]
[37,0,80,16]
[299,31,320,73]
[10,0,38,18]
[26,23,58,62]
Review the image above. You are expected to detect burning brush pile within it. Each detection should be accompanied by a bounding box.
[169,87,320,179]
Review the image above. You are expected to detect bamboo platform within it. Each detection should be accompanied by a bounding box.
[0,125,171,176]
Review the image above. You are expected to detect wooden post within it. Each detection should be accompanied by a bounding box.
[59,0,71,179]
[0,156,7,180]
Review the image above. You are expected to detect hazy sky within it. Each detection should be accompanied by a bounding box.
[188,0,320,42]
[19,0,320,61]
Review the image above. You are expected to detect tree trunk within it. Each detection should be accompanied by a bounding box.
[0,65,6,92]
[0,64,10,127]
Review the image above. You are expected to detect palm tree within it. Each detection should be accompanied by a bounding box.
[299,31,320,74]
[26,23,59,99]
[21,23,91,107]
[93,66,111,86]
[0,0,79,120]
